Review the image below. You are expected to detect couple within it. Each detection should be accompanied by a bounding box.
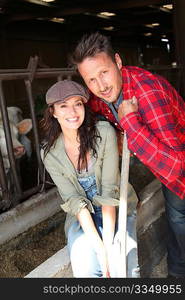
[41,32,185,278]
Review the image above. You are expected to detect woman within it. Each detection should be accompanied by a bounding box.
[40,80,120,277]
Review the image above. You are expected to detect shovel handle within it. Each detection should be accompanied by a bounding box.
[117,131,130,277]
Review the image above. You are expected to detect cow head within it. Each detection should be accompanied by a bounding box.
[0,117,33,170]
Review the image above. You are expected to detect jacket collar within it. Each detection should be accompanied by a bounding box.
[49,134,77,175]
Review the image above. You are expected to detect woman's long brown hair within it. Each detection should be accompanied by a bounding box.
[40,104,101,172]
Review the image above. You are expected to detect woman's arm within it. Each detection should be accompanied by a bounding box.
[41,151,109,276]
[40,150,94,216]
[102,205,116,249]
[99,124,119,275]
[102,206,116,275]
[99,124,118,248]
[100,123,120,199]
[77,207,103,250]
[77,207,109,277]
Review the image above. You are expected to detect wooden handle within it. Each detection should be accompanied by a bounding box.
[117,131,130,277]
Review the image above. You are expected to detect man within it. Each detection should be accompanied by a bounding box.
[71,32,185,278]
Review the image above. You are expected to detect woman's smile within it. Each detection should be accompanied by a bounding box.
[66,117,79,122]
[53,96,85,131]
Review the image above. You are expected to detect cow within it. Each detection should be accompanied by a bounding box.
[0,106,32,171]
[0,107,33,209]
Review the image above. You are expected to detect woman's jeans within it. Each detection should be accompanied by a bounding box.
[67,206,103,278]
[67,175,138,278]
[67,174,104,277]
[162,185,185,277]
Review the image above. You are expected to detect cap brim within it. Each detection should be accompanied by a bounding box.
[64,95,88,103]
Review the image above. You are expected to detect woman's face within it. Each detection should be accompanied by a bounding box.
[53,96,85,131]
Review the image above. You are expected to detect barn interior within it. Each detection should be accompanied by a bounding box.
[0,1,180,70]
[1,0,183,279]
[1,0,184,108]
[0,0,184,112]
[0,0,184,214]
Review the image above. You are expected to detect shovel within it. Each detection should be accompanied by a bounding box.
[110,131,140,278]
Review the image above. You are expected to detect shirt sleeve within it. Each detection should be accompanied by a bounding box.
[120,88,185,182]
[93,123,138,211]
[93,124,120,206]
[40,150,94,216]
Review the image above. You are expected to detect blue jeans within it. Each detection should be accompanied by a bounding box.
[162,185,185,277]
[67,174,138,277]
[67,174,104,277]
[67,206,104,278]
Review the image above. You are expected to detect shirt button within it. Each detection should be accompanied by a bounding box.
[134,153,136,155]
[108,110,111,113]
[115,122,118,126]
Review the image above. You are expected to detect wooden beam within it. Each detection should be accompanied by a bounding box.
[5,0,172,23]
[20,0,57,8]
[57,0,172,15]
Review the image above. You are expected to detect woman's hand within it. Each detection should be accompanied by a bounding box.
[101,205,116,277]
[77,207,111,277]
[96,244,110,278]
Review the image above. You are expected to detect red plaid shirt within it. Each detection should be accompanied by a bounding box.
[88,66,185,199]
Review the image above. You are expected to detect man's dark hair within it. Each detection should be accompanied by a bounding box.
[71,32,116,67]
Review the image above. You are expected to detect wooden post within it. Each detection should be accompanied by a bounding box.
[173,0,185,98]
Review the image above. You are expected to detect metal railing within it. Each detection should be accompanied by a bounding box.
[0,56,76,211]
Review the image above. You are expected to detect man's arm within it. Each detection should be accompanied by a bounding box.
[118,96,185,183]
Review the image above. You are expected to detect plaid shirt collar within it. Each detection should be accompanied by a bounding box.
[100,91,123,122]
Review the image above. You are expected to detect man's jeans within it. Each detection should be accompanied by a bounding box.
[162,185,185,277]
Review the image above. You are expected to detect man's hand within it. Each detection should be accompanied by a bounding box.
[118,96,138,120]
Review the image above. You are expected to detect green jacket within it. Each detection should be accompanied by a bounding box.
[41,121,137,234]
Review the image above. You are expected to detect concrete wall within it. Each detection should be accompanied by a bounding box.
[0,187,61,246]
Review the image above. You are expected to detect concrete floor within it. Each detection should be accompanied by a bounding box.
[0,208,168,278]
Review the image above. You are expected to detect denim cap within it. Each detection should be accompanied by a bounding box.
[46,80,89,105]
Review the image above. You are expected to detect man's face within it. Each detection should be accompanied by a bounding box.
[78,52,123,103]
